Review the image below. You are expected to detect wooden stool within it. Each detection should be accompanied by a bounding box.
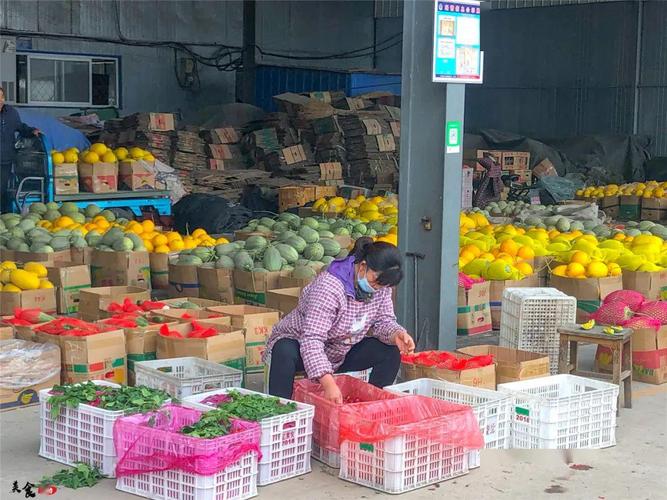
[557,324,632,414]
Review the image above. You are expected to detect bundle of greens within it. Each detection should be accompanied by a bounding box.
[200,390,297,421]
[48,382,170,419]
[38,463,104,489]
[181,408,233,438]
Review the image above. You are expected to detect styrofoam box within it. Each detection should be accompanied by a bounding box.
[116,452,258,500]
[386,378,512,468]
[498,374,619,449]
[339,435,469,494]
[182,388,314,486]
[39,380,122,477]
[134,357,243,399]
[499,287,576,375]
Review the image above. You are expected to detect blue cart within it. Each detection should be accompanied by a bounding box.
[11,134,172,216]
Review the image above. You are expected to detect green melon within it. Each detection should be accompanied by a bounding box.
[303,243,325,261]
[298,226,319,244]
[262,246,283,272]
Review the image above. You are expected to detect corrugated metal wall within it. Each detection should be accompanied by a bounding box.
[465,1,639,139]
[0,0,242,117]
[638,0,667,156]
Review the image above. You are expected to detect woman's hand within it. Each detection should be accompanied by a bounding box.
[320,373,343,404]
[392,331,415,354]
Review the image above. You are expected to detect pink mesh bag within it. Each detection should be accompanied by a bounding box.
[603,290,645,311]
[624,316,661,331]
[589,301,634,325]
[637,301,667,324]
[113,404,261,478]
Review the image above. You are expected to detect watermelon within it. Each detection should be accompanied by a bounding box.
[275,243,299,263]
[298,226,319,244]
[304,243,325,261]
[319,238,341,257]
[262,246,283,272]
[245,235,269,252]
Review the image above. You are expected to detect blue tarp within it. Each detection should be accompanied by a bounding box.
[17,109,90,152]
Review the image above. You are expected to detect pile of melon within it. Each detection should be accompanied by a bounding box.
[175,212,353,280]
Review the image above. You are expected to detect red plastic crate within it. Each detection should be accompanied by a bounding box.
[292,375,401,468]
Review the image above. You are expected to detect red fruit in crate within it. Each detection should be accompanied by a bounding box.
[590,302,634,325]
[603,290,645,311]
[637,301,667,324]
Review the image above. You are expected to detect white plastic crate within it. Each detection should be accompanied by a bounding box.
[339,435,469,494]
[312,442,342,468]
[116,452,258,500]
[498,374,619,449]
[182,388,314,486]
[499,287,576,374]
[39,380,121,477]
[385,378,512,468]
[135,357,243,399]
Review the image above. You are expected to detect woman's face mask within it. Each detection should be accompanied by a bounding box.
[355,262,380,301]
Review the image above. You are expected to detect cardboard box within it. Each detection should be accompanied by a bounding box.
[8,249,71,265]
[278,185,317,213]
[47,262,91,314]
[266,288,301,316]
[502,151,530,171]
[0,326,13,340]
[60,329,127,384]
[90,250,151,288]
[549,274,623,323]
[119,159,156,191]
[149,252,174,290]
[168,263,199,298]
[461,166,473,209]
[79,286,151,321]
[532,158,557,178]
[197,267,234,305]
[457,281,492,336]
[279,275,315,289]
[233,269,284,306]
[123,323,177,385]
[514,169,532,186]
[622,270,667,300]
[160,297,226,309]
[641,198,667,221]
[154,309,231,327]
[457,345,550,385]
[1,317,51,342]
[489,275,540,329]
[532,256,553,287]
[146,112,175,131]
[421,353,496,389]
[314,185,338,199]
[0,289,57,316]
[78,162,118,193]
[619,195,640,220]
[596,326,667,384]
[207,305,280,374]
[70,247,93,265]
[0,340,60,410]
[156,322,246,372]
[598,195,620,210]
[319,162,343,181]
[54,163,79,194]
[476,149,503,166]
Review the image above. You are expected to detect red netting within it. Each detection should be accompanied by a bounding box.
[292,375,402,454]
[589,302,634,325]
[114,404,261,477]
[637,301,667,324]
[339,395,484,450]
[623,316,661,331]
[458,272,484,290]
[603,290,645,311]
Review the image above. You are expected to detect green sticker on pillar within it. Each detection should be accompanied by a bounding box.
[446,121,462,154]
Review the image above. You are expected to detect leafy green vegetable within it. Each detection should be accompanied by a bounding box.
[204,390,297,421]
[38,463,104,489]
[48,382,170,419]
[181,408,233,439]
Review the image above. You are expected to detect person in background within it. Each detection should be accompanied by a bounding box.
[265,237,415,402]
[0,86,40,212]
[473,154,502,208]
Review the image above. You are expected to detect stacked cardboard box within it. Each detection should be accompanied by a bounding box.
[201,127,246,171]
[53,163,79,195]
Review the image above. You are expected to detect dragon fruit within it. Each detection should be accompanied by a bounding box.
[603,290,645,311]
[636,301,667,324]
[590,301,634,325]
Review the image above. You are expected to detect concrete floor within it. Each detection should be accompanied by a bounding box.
[2,349,667,499]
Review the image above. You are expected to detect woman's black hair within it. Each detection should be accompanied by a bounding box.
[351,236,403,287]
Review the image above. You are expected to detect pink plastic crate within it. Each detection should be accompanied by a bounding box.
[114,405,261,500]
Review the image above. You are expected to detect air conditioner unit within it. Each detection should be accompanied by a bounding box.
[0,36,17,103]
